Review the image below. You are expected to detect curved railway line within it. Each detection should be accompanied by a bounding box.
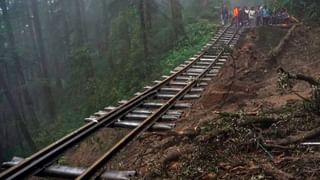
[0,24,241,180]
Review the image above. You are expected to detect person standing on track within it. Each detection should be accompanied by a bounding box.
[263,6,271,25]
[221,4,229,26]
[244,6,250,26]
[256,5,263,26]
[248,7,256,27]
[233,6,240,28]
[239,7,246,26]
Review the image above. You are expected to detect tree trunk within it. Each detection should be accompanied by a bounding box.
[144,0,152,30]
[170,0,186,41]
[27,0,39,62]
[139,0,149,61]
[0,0,40,128]
[100,0,118,73]
[59,0,71,90]
[79,0,88,42]
[0,71,37,151]
[101,0,111,52]
[74,0,87,45]
[45,0,62,91]
[29,0,57,120]
[74,0,95,81]
[26,0,42,110]
[201,0,208,10]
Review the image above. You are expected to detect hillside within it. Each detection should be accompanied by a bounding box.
[65,25,320,179]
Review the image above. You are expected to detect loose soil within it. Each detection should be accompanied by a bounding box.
[66,25,320,180]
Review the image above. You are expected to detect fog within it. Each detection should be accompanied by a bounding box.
[229,0,263,7]
[1,0,315,165]
[0,0,242,163]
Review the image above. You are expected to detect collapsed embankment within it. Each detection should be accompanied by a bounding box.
[66,25,320,179]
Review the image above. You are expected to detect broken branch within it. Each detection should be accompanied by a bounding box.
[271,126,320,145]
[278,67,320,86]
[260,163,295,180]
[214,111,258,117]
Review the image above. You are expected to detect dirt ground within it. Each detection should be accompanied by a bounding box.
[99,25,320,180]
[65,25,320,180]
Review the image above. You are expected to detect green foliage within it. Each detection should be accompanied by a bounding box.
[33,19,217,150]
[306,1,320,22]
[67,47,97,111]
[161,20,217,74]
[183,0,222,23]
[267,0,320,23]
[1,0,222,161]
[277,70,320,115]
[303,86,320,114]
[277,71,295,92]
[70,47,94,80]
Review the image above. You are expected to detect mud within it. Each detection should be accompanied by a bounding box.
[66,25,320,180]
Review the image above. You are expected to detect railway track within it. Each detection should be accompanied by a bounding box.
[0,25,241,180]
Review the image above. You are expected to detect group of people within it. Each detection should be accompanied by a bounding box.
[221,5,291,27]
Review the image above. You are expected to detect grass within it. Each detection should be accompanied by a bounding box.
[161,20,217,75]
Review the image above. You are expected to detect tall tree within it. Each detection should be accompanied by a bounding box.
[42,0,66,91]
[0,70,37,151]
[79,0,88,41]
[29,0,56,120]
[74,0,95,82]
[101,0,112,52]
[201,0,209,10]
[144,0,152,30]
[0,0,39,127]
[138,0,149,60]
[74,0,87,46]
[59,0,71,89]
[169,0,185,41]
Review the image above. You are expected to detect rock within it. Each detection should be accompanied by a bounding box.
[168,162,181,172]
[161,147,182,176]
[177,128,200,138]
[160,136,176,150]
[162,147,181,165]
[201,172,217,180]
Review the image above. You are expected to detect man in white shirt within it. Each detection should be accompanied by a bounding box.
[248,7,256,27]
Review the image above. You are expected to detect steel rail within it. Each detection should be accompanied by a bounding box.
[76,26,238,180]
[0,26,232,180]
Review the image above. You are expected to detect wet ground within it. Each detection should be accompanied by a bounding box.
[65,25,320,179]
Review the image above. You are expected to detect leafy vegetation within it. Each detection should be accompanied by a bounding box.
[6,0,320,163]
[266,0,320,23]
[161,20,217,74]
[33,19,217,149]
[0,0,224,161]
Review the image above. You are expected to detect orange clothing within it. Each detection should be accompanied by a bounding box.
[233,7,239,17]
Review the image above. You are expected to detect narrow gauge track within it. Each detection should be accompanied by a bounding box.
[0,25,240,180]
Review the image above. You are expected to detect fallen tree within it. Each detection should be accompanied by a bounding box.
[271,126,320,145]
[260,163,295,180]
[278,67,320,114]
[267,24,299,62]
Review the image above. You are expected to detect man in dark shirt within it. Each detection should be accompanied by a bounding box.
[239,7,246,26]
[221,5,229,25]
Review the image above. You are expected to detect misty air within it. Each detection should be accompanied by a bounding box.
[0,0,320,179]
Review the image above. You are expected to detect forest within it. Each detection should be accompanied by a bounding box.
[1,0,320,164]
[0,0,223,162]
